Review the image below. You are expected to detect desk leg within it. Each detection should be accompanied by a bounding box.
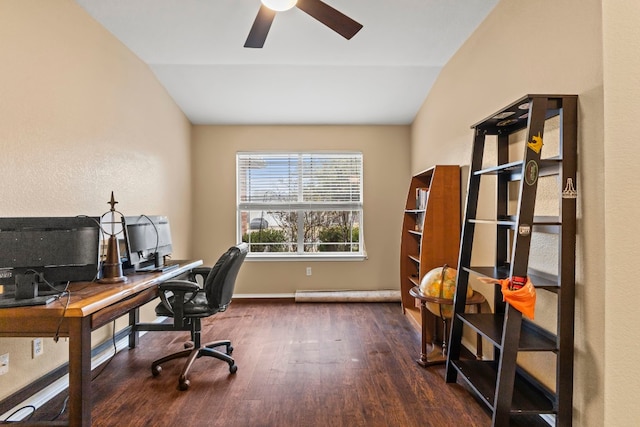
[68,317,91,427]
[129,308,140,349]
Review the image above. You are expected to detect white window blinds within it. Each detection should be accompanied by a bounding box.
[237,153,363,209]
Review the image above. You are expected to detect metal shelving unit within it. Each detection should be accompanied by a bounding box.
[445,95,577,426]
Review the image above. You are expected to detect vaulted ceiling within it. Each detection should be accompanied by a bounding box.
[75,0,498,125]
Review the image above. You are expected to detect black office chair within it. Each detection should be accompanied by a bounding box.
[149,243,248,390]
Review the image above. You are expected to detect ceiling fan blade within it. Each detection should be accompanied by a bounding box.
[296,0,363,40]
[244,5,277,48]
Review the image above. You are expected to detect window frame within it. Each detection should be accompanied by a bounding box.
[236,151,366,261]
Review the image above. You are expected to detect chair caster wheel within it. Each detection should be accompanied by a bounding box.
[229,363,238,374]
[151,365,162,377]
[228,345,234,355]
[184,341,194,349]
[179,378,190,390]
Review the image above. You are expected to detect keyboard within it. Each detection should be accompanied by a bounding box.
[0,294,57,308]
[154,263,179,273]
[135,263,180,274]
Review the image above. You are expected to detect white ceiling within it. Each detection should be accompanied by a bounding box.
[75,0,498,125]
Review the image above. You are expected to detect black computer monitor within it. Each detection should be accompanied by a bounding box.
[0,216,101,298]
[121,215,173,271]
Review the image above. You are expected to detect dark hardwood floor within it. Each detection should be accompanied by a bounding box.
[30,302,495,426]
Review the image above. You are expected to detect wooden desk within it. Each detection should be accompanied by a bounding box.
[0,260,202,427]
[409,286,485,367]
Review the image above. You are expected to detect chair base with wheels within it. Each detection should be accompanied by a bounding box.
[150,321,238,390]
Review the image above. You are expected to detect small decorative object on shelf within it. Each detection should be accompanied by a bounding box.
[98,191,127,284]
[478,276,537,320]
[415,187,429,210]
[415,211,425,232]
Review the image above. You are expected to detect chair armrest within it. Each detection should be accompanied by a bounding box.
[158,280,200,293]
[157,280,201,318]
[188,267,212,282]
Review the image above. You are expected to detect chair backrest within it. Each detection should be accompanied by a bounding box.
[203,243,248,311]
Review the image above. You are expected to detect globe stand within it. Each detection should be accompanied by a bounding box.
[409,286,485,367]
[98,192,127,284]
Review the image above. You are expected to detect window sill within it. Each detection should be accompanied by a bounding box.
[246,253,368,262]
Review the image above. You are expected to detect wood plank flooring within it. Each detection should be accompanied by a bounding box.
[32,302,495,426]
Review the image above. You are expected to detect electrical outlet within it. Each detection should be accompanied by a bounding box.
[306,267,312,276]
[0,353,8,375]
[32,338,44,358]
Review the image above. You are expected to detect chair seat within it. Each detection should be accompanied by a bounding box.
[155,292,221,318]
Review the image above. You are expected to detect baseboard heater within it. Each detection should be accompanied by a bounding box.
[294,290,400,303]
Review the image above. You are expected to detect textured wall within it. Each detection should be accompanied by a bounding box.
[411,0,604,425]
[191,125,411,295]
[602,0,640,425]
[0,0,192,401]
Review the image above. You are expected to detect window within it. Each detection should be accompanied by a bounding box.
[237,152,364,259]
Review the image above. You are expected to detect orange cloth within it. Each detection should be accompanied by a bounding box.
[499,277,536,319]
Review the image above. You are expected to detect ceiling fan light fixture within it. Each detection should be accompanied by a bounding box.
[261,0,297,12]
[246,0,363,49]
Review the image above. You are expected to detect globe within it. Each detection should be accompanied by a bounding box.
[419,266,473,319]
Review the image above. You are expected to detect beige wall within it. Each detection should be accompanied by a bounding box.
[411,0,605,425]
[0,0,192,401]
[5,0,638,425]
[602,0,640,425]
[191,125,411,295]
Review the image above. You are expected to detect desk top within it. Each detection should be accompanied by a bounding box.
[0,260,202,325]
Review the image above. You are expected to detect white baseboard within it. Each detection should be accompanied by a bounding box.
[233,293,295,299]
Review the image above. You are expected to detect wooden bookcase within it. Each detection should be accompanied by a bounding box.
[400,165,461,327]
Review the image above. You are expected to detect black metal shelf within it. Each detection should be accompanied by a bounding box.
[471,94,567,135]
[469,216,562,233]
[457,313,557,351]
[474,158,562,181]
[452,359,556,415]
[446,95,577,427]
[464,266,560,290]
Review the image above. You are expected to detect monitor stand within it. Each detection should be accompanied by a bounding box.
[0,273,60,308]
[134,255,179,273]
[15,273,40,300]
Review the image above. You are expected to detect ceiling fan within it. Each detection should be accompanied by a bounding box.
[245,0,363,48]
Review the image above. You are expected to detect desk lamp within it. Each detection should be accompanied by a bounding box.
[98,192,127,283]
